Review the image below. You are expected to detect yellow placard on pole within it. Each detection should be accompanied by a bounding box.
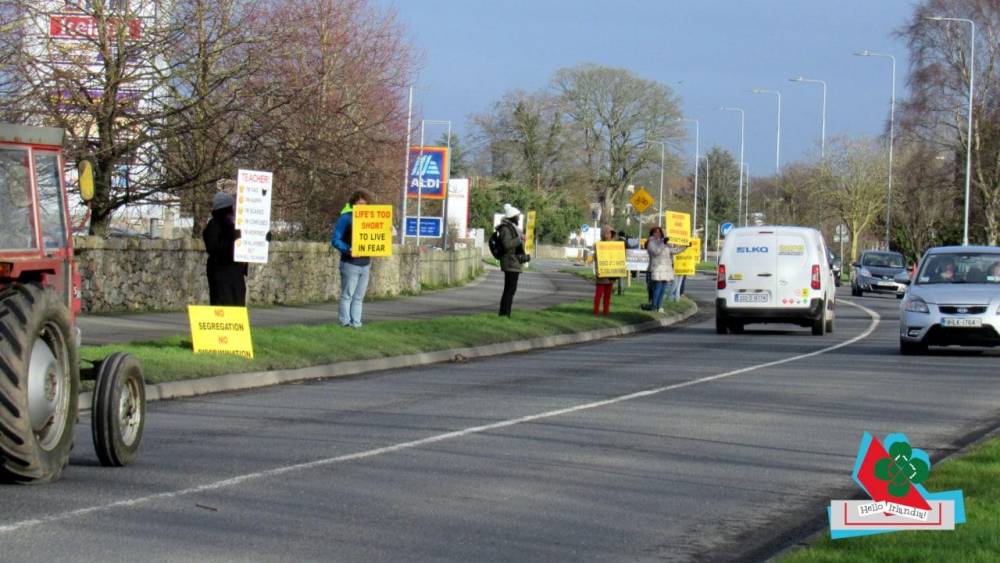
[595,241,627,278]
[673,237,701,276]
[351,204,394,257]
[187,306,254,359]
[665,211,691,245]
[524,210,536,255]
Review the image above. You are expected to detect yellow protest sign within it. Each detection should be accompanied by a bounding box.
[629,187,654,214]
[187,306,254,359]
[673,237,701,276]
[595,241,627,278]
[665,211,691,245]
[525,210,536,255]
[351,204,394,257]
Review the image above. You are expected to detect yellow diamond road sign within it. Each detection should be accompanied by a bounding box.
[629,187,654,213]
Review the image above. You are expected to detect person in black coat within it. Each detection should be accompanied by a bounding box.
[202,191,248,306]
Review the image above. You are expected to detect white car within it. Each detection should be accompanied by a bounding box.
[716,226,837,335]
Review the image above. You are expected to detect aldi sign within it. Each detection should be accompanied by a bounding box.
[407,146,448,199]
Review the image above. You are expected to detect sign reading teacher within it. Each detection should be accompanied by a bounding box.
[234,169,273,264]
[351,205,394,257]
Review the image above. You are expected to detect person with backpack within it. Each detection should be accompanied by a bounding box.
[331,189,375,328]
[494,203,527,317]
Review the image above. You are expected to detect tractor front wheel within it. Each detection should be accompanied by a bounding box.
[92,353,145,467]
[0,285,79,483]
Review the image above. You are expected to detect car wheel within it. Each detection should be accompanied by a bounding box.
[715,314,728,335]
[851,285,862,297]
[812,304,826,336]
[896,293,904,300]
[728,322,745,334]
[900,340,927,356]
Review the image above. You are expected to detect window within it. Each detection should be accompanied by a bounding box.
[862,252,904,269]
[0,147,38,250]
[916,253,1000,285]
[33,152,67,249]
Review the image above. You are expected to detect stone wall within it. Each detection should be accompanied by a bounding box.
[72,237,481,313]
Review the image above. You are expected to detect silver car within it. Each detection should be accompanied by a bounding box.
[899,246,1000,354]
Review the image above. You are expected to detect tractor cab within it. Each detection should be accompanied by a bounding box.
[0,123,144,484]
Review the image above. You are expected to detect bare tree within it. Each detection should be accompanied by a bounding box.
[819,137,888,262]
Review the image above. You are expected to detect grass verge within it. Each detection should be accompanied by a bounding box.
[81,281,692,385]
[780,432,1000,562]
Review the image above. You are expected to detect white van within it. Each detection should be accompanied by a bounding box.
[715,226,836,335]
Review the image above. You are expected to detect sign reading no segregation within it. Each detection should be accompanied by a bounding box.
[187,305,254,359]
[351,205,394,257]
[596,241,627,278]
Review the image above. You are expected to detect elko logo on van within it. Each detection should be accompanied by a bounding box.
[736,246,769,253]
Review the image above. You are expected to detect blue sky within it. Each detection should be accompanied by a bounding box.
[378,0,918,175]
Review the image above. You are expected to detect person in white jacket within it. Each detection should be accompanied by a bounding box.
[643,226,689,312]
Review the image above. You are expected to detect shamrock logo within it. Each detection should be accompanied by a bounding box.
[874,440,930,497]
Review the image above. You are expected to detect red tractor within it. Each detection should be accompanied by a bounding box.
[0,123,146,483]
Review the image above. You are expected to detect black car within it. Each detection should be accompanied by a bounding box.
[851,251,906,297]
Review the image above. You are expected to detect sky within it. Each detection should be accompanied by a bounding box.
[376,0,921,177]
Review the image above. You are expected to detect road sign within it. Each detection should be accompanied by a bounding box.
[665,211,691,245]
[629,187,654,214]
[720,222,735,237]
[581,224,590,233]
[351,205,393,257]
[835,224,848,237]
[405,217,443,237]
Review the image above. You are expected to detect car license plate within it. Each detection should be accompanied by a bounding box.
[735,293,768,303]
[942,317,982,328]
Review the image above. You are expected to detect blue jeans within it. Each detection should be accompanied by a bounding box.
[669,276,685,301]
[651,280,668,309]
[339,261,370,327]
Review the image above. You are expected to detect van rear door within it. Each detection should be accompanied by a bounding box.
[776,231,812,307]
[728,230,777,307]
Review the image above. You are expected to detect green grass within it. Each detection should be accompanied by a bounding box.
[81,283,693,385]
[781,433,1000,562]
[696,260,717,272]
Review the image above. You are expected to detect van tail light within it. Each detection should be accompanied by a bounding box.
[717,264,727,290]
[811,264,821,290]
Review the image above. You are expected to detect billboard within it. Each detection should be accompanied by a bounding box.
[407,146,448,199]
[446,178,469,237]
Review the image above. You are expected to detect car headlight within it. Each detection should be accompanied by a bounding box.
[859,267,872,277]
[905,297,929,313]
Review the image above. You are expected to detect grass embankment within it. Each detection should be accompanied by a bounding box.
[781,433,1000,562]
[81,281,692,385]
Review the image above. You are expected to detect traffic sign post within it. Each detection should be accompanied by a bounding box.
[720,222,735,237]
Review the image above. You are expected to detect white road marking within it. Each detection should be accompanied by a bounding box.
[0,301,880,534]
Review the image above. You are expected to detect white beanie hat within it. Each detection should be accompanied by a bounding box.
[503,203,521,219]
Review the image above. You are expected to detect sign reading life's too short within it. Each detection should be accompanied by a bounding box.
[665,211,691,246]
[234,169,273,264]
[187,306,254,359]
[595,241,627,278]
[351,205,394,257]
[673,237,701,276]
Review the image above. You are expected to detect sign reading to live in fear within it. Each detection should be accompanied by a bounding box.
[629,187,654,214]
[673,238,701,276]
[187,306,254,359]
[351,205,394,257]
[665,211,691,246]
[234,169,273,264]
[595,241,627,278]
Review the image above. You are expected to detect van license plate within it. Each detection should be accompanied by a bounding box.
[942,317,982,328]
[735,293,769,303]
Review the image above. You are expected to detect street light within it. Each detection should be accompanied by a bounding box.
[743,163,751,226]
[789,76,827,158]
[926,16,976,246]
[416,119,452,247]
[674,117,699,235]
[854,49,896,250]
[645,139,667,227]
[719,106,745,226]
[751,89,781,173]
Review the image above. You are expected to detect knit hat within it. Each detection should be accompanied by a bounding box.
[212,191,235,211]
[503,203,521,219]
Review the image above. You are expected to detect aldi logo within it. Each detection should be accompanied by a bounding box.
[407,146,448,199]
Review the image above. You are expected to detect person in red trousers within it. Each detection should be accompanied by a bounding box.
[594,225,616,316]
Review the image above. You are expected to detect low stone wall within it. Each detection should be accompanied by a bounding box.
[72,237,481,313]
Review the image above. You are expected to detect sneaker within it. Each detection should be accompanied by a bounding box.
[657,308,665,313]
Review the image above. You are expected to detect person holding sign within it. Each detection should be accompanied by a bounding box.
[331,189,376,328]
[593,225,621,316]
[203,191,248,306]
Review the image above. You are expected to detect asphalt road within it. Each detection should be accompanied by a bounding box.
[78,262,592,345]
[4,276,1000,562]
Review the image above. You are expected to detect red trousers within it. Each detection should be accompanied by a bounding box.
[594,283,613,315]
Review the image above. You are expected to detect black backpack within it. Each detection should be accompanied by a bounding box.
[488,226,504,259]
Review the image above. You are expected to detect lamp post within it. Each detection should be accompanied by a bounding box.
[789,76,827,158]
[646,139,667,227]
[675,118,700,235]
[719,106,745,227]
[743,163,751,225]
[401,86,413,245]
[416,119,452,247]
[703,156,710,261]
[854,50,896,250]
[926,16,976,246]
[751,89,781,173]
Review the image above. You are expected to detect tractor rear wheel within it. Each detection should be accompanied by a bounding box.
[92,353,145,467]
[0,284,79,484]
